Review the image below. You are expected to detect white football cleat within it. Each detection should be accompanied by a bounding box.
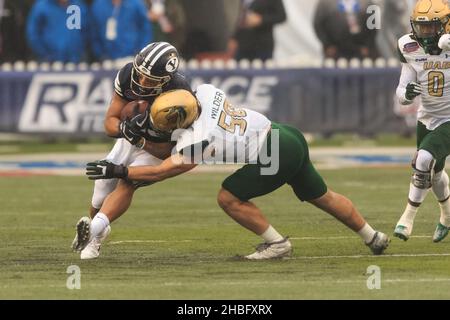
[80,225,111,260]
[393,224,412,241]
[245,237,292,260]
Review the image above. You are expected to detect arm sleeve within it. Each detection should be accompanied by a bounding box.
[26,4,48,59]
[396,63,417,105]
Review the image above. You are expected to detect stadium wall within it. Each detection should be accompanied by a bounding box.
[0,65,412,137]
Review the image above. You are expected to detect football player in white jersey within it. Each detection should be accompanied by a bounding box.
[78,84,390,260]
[394,0,450,242]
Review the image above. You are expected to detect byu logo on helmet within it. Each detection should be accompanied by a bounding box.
[166,57,179,73]
[131,42,180,97]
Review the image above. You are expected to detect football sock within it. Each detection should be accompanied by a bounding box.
[357,223,376,244]
[89,212,110,241]
[432,171,450,202]
[439,198,450,227]
[260,225,284,243]
[408,183,429,204]
[398,181,429,229]
[398,203,419,228]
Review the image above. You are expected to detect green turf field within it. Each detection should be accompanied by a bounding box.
[1,167,450,299]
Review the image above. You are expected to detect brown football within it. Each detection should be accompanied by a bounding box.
[120,100,149,121]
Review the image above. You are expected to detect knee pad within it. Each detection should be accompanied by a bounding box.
[411,150,436,189]
[91,179,118,209]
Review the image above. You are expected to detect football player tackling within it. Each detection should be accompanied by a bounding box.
[394,0,450,242]
[78,84,390,260]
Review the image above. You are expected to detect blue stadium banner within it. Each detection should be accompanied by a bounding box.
[0,68,408,136]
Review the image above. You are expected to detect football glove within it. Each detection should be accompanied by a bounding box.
[405,82,422,101]
[438,34,450,51]
[119,110,149,147]
[119,120,142,145]
[86,160,128,180]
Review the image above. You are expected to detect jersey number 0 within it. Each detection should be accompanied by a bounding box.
[428,71,445,97]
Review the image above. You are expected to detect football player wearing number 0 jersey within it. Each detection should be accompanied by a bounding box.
[394,0,450,243]
[84,84,390,260]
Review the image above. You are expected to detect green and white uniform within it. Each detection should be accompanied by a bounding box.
[398,33,450,128]
[176,84,272,164]
[397,34,450,171]
[176,84,327,202]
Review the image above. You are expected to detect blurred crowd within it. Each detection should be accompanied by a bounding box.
[313,0,416,60]
[0,0,418,64]
[0,0,187,63]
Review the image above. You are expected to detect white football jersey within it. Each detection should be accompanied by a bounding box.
[398,34,450,129]
[175,84,271,164]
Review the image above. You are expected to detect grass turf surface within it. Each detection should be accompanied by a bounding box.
[1,167,450,299]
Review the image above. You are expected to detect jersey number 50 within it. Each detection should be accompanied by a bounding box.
[428,71,445,97]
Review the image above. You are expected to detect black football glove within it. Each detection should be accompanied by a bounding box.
[86,160,128,180]
[119,110,149,147]
[119,120,143,146]
[405,81,422,101]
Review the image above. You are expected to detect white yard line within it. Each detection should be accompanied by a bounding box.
[109,239,194,245]
[108,235,432,245]
[290,235,431,240]
[3,278,450,290]
[161,278,450,286]
[107,236,450,260]
[289,253,450,260]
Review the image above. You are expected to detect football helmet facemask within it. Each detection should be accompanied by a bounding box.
[131,42,180,97]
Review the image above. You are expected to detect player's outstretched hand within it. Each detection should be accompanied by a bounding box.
[86,160,128,180]
[438,34,450,51]
[405,82,422,101]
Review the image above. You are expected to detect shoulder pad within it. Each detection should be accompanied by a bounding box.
[114,62,133,99]
[195,84,226,107]
[403,42,420,54]
[398,34,420,63]
[399,34,420,54]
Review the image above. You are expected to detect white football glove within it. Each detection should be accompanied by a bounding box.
[438,34,450,51]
